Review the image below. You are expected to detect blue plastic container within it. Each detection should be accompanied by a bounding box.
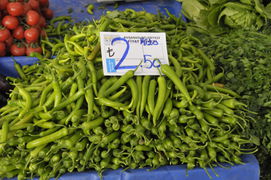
[0,0,182,77]
[56,155,260,180]
[6,154,259,180]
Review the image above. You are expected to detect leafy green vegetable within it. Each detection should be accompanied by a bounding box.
[218,2,264,30]
[179,0,207,22]
[179,0,270,33]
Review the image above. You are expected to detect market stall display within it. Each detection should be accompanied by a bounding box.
[0,8,258,180]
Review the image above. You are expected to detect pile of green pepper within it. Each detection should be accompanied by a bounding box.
[0,9,257,180]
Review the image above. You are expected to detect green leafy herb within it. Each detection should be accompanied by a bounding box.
[196,28,271,180]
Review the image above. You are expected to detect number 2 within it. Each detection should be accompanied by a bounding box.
[111,37,137,70]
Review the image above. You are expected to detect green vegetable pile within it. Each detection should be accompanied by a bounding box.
[179,0,271,34]
[195,28,271,180]
[0,9,256,180]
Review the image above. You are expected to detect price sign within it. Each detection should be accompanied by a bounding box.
[100,32,169,76]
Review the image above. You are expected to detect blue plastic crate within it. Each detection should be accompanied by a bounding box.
[59,155,259,180]
[6,154,259,180]
[0,0,182,77]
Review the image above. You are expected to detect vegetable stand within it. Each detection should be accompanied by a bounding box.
[0,0,260,180]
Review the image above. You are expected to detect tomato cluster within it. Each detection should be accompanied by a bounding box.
[0,0,53,56]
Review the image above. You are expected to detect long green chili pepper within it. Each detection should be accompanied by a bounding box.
[161,64,191,104]
[50,16,72,25]
[52,80,62,107]
[0,120,9,143]
[85,81,94,121]
[77,60,87,79]
[197,48,215,71]
[104,70,134,97]
[53,89,85,111]
[169,54,182,77]
[109,86,127,101]
[201,84,240,98]
[98,77,118,98]
[27,128,69,149]
[147,79,157,116]
[67,83,78,111]
[87,42,100,61]
[163,98,173,118]
[80,117,104,135]
[14,61,27,80]
[38,127,60,137]
[96,97,129,112]
[100,132,119,148]
[153,76,167,126]
[11,112,34,127]
[66,41,85,55]
[136,76,142,117]
[140,76,151,117]
[87,61,98,96]
[82,143,95,168]
[17,86,32,118]
[63,35,78,56]
[114,18,159,27]
[126,78,139,111]
[39,84,53,106]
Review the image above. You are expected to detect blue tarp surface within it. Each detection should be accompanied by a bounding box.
[0,0,182,77]
[50,0,183,21]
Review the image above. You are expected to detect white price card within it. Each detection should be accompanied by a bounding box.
[100,32,169,76]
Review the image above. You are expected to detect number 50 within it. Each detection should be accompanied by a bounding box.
[144,55,161,69]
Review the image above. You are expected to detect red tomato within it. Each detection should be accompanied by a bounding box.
[12,26,24,40]
[5,36,13,49]
[24,27,39,43]
[0,28,11,42]
[2,16,19,30]
[39,0,49,8]
[26,10,40,26]
[41,8,53,20]
[28,0,40,11]
[0,0,8,11]
[7,2,24,17]
[10,44,26,56]
[23,2,32,14]
[0,42,6,57]
[26,44,42,56]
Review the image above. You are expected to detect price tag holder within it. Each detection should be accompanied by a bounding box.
[100,32,169,76]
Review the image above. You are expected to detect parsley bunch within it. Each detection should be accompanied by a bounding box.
[197,28,271,180]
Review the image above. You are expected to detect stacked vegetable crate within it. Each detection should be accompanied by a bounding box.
[0,0,259,180]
